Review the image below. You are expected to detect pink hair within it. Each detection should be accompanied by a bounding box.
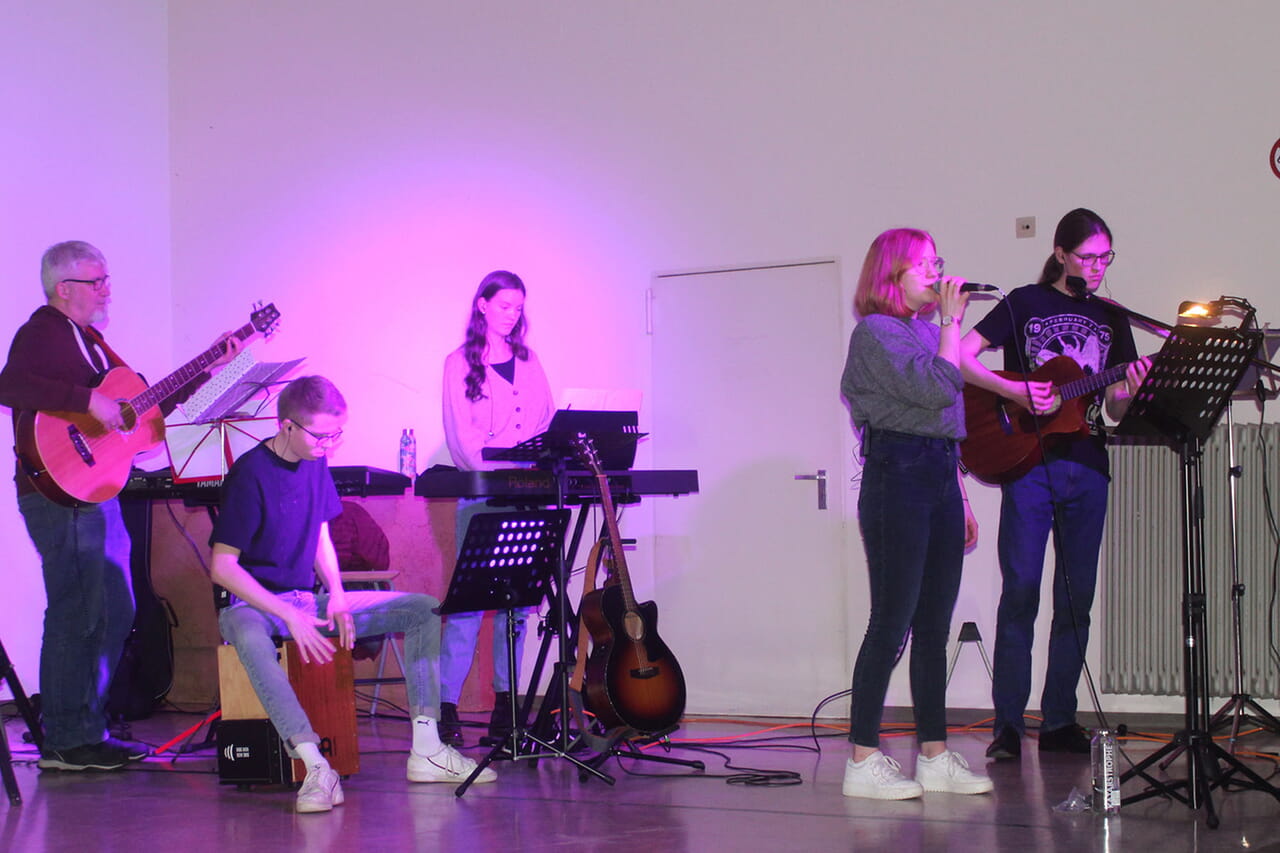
[853,228,935,319]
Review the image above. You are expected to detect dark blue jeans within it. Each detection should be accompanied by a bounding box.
[18,492,135,751]
[849,430,964,748]
[991,456,1109,734]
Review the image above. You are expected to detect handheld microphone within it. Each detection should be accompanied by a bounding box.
[930,281,1000,294]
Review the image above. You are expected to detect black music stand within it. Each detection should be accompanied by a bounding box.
[438,509,613,795]
[1114,324,1280,828]
[480,412,644,754]
[1,639,43,805]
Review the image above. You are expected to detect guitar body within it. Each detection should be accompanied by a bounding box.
[580,583,687,734]
[15,367,166,505]
[960,356,1092,485]
[13,303,279,506]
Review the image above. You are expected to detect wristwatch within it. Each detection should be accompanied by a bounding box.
[940,315,959,327]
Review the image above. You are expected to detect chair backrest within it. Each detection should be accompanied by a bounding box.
[329,500,390,574]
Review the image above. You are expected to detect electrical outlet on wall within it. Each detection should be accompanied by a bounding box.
[1015,216,1036,239]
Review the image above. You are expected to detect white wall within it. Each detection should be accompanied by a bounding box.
[0,3,173,697]
[164,1,1280,717]
[5,1,1279,717]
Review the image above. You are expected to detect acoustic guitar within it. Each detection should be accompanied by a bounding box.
[15,303,280,506]
[960,355,1131,484]
[572,434,687,734]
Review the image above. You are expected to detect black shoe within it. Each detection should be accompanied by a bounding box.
[104,736,151,762]
[38,742,129,771]
[439,703,464,748]
[479,691,514,747]
[1038,723,1092,754]
[985,726,1022,760]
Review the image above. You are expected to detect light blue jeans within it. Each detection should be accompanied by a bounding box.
[19,492,134,751]
[219,589,441,747]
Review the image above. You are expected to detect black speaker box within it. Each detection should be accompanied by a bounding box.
[216,718,290,786]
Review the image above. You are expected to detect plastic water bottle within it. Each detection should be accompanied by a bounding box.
[1091,728,1121,815]
[398,428,417,478]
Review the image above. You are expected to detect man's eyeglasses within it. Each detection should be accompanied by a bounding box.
[913,257,945,275]
[1070,250,1116,267]
[294,422,344,444]
[61,276,111,293]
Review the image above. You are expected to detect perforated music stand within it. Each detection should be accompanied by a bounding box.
[438,509,613,795]
[1114,325,1279,827]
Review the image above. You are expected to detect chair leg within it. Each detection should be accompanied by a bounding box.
[368,634,407,718]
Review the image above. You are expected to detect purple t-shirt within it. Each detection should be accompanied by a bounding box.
[211,441,342,592]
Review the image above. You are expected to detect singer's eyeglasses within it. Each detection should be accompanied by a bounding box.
[60,276,111,293]
[1070,250,1116,267]
[913,257,945,274]
[294,422,344,445]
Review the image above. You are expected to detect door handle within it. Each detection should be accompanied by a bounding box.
[793,469,827,510]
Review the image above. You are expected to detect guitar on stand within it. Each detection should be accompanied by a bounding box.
[566,434,701,778]
[572,434,687,735]
[15,302,280,505]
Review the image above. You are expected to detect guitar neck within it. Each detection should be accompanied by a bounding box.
[593,470,641,613]
[127,319,257,416]
[1056,361,1130,403]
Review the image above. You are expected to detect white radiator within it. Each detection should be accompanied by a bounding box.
[1103,422,1280,699]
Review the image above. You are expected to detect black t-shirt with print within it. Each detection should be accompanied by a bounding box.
[972,283,1139,477]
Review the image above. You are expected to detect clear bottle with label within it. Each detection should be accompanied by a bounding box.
[398,428,417,478]
[1090,728,1121,815]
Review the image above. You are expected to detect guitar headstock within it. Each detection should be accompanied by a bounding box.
[251,301,282,339]
[570,432,604,476]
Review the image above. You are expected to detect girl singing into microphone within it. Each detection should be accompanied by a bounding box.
[839,228,992,800]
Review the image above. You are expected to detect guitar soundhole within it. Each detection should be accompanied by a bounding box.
[119,402,139,434]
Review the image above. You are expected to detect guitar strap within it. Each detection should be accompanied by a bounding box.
[569,539,607,693]
[82,325,129,370]
[567,538,621,749]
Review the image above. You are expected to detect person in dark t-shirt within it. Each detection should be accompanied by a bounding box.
[211,375,497,813]
[959,209,1151,761]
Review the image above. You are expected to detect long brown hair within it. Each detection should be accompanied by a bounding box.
[1037,208,1112,285]
[463,270,530,402]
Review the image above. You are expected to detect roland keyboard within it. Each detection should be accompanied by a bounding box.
[413,467,698,502]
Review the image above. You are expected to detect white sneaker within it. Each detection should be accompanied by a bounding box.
[842,752,924,800]
[407,745,497,784]
[915,749,994,794]
[296,764,344,813]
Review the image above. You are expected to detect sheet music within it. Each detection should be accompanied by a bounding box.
[179,351,305,423]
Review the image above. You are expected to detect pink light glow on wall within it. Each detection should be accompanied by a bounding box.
[173,143,653,472]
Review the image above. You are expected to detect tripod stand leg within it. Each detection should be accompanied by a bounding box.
[1242,697,1280,735]
[1206,738,1280,802]
[455,608,615,797]
[0,640,43,752]
[1,718,22,805]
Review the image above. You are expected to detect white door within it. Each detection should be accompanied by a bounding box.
[648,260,852,716]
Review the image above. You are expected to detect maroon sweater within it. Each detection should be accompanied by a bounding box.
[0,305,112,496]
